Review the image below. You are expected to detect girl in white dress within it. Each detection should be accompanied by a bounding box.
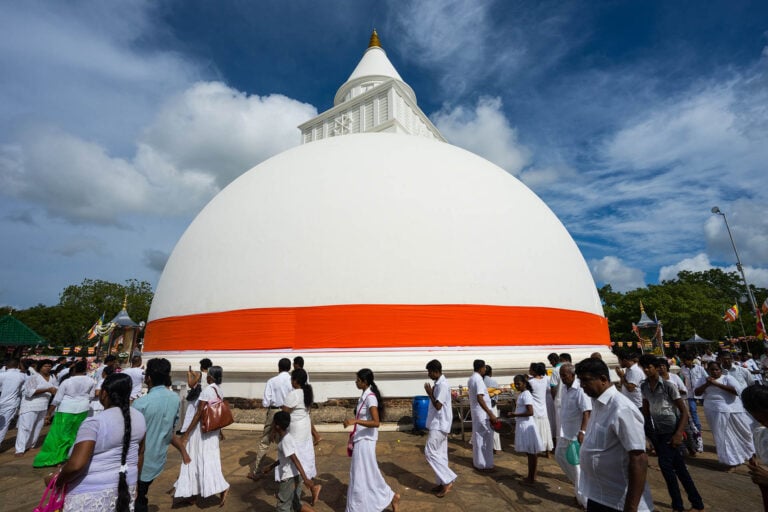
[343,369,400,512]
[180,358,212,434]
[528,362,554,454]
[174,365,230,507]
[509,374,543,484]
[694,361,755,467]
[282,368,322,506]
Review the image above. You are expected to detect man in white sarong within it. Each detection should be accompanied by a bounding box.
[249,358,293,479]
[15,360,57,455]
[467,359,497,471]
[0,359,27,446]
[424,359,457,497]
[554,363,591,508]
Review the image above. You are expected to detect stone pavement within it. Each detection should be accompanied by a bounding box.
[0,422,760,511]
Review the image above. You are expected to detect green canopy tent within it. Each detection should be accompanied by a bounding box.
[0,315,46,357]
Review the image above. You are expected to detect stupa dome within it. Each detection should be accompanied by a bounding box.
[143,32,609,398]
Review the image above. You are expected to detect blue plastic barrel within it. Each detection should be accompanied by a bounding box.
[413,395,430,430]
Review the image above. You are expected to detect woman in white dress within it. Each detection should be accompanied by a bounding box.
[342,368,400,512]
[180,358,212,434]
[15,359,57,456]
[282,368,322,505]
[694,361,755,466]
[48,372,146,511]
[174,365,230,507]
[528,362,554,455]
[509,374,544,484]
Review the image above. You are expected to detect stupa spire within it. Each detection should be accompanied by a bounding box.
[368,29,381,49]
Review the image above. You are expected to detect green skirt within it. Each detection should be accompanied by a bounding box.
[33,411,88,468]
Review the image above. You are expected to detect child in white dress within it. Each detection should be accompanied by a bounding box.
[510,374,543,484]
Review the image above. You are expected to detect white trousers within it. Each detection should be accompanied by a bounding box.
[554,437,585,507]
[0,403,19,445]
[15,410,45,454]
[471,416,494,469]
[490,404,501,451]
[425,429,457,486]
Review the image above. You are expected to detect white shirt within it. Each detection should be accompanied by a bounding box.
[746,358,763,383]
[620,363,644,408]
[283,388,311,442]
[52,375,95,414]
[680,364,708,399]
[426,375,453,434]
[0,368,27,409]
[263,371,292,408]
[696,375,745,413]
[665,373,686,395]
[559,379,592,440]
[529,376,549,417]
[275,432,299,481]
[352,390,378,442]
[467,372,490,422]
[19,373,57,413]
[723,364,754,389]
[580,385,652,511]
[122,367,144,399]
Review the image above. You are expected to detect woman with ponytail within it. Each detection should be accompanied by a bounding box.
[173,365,230,507]
[343,369,400,512]
[509,374,543,484]
[47,372,146,511]
[282,368,322,505]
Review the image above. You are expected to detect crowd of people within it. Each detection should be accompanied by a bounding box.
[1,348,767,511]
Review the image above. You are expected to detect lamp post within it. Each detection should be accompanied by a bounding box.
[711,206,766,339]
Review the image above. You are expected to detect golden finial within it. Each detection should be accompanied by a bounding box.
[368,29,381,49]
[123,294,128,310]
[639,301,645,312]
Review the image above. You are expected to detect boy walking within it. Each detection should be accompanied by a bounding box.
[264,411,319,512]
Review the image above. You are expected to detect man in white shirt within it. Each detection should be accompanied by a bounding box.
[743,353,763,384]
[0,359,27,446]
[719,351,754,389]
[249,357,293,479]
[467,359,497,471]
[122,355,145,401]
[554,362,591,508]
[576,357,653,512]
[680,353,707,437]
[615,351,644,408]
[701,348,716,363]
[424,359,457,497]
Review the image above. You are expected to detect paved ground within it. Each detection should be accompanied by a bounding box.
[0,419,761,511]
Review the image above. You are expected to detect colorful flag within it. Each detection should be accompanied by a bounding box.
[87,313,104,340]
[632,322,641,337]
[723,304,739,323]
[663,342,670,348]
[762,297,768,314]
[618,341,624,347]
[87,346,95,355]
[758,318,766,341]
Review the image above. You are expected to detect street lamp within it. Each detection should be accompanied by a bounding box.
[711,206,765,335]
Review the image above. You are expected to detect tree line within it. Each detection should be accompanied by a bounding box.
[3,269,765,350]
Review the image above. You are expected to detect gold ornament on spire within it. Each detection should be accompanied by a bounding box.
[123,294,128,310]
[368,29,381,48]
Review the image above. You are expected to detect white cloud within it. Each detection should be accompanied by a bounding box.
[0,83,317,224]
[432,97,530,174]
[143,249,169,273]
[658,253,768,288]
[590,256,646,292]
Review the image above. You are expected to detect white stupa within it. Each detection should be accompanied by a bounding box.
[144,31,610,399]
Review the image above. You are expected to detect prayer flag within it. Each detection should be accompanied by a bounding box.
[664,342,670,348]
[723,304,739,323]
[762,297,768,314]
[618,341,624,347]
[87,313,104,340]
[758,318,766,341]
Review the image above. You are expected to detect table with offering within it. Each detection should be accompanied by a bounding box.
[451,385,516,442]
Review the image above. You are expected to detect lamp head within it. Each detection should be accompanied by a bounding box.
[711,206,722,214]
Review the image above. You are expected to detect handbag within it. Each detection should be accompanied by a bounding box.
[186,383,201,402]
[347,392,370,457]
[34,473,66,512]
[200,387,234,433]
[566,439,580,465]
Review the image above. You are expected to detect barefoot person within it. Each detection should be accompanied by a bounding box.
[343,368,400,512]
[173,366,230,507]
[263,411,319,512]
[423,359,457,497]
[468,359,497,471]
[282,369,321,506]
[509,374,543,485]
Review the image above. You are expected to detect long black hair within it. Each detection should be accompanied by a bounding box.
[514,374,533,393]
[291,368,313,409]
[102,372,132,512]
[356,368,385,420]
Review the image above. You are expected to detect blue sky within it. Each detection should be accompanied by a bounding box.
[2,0,768,310]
